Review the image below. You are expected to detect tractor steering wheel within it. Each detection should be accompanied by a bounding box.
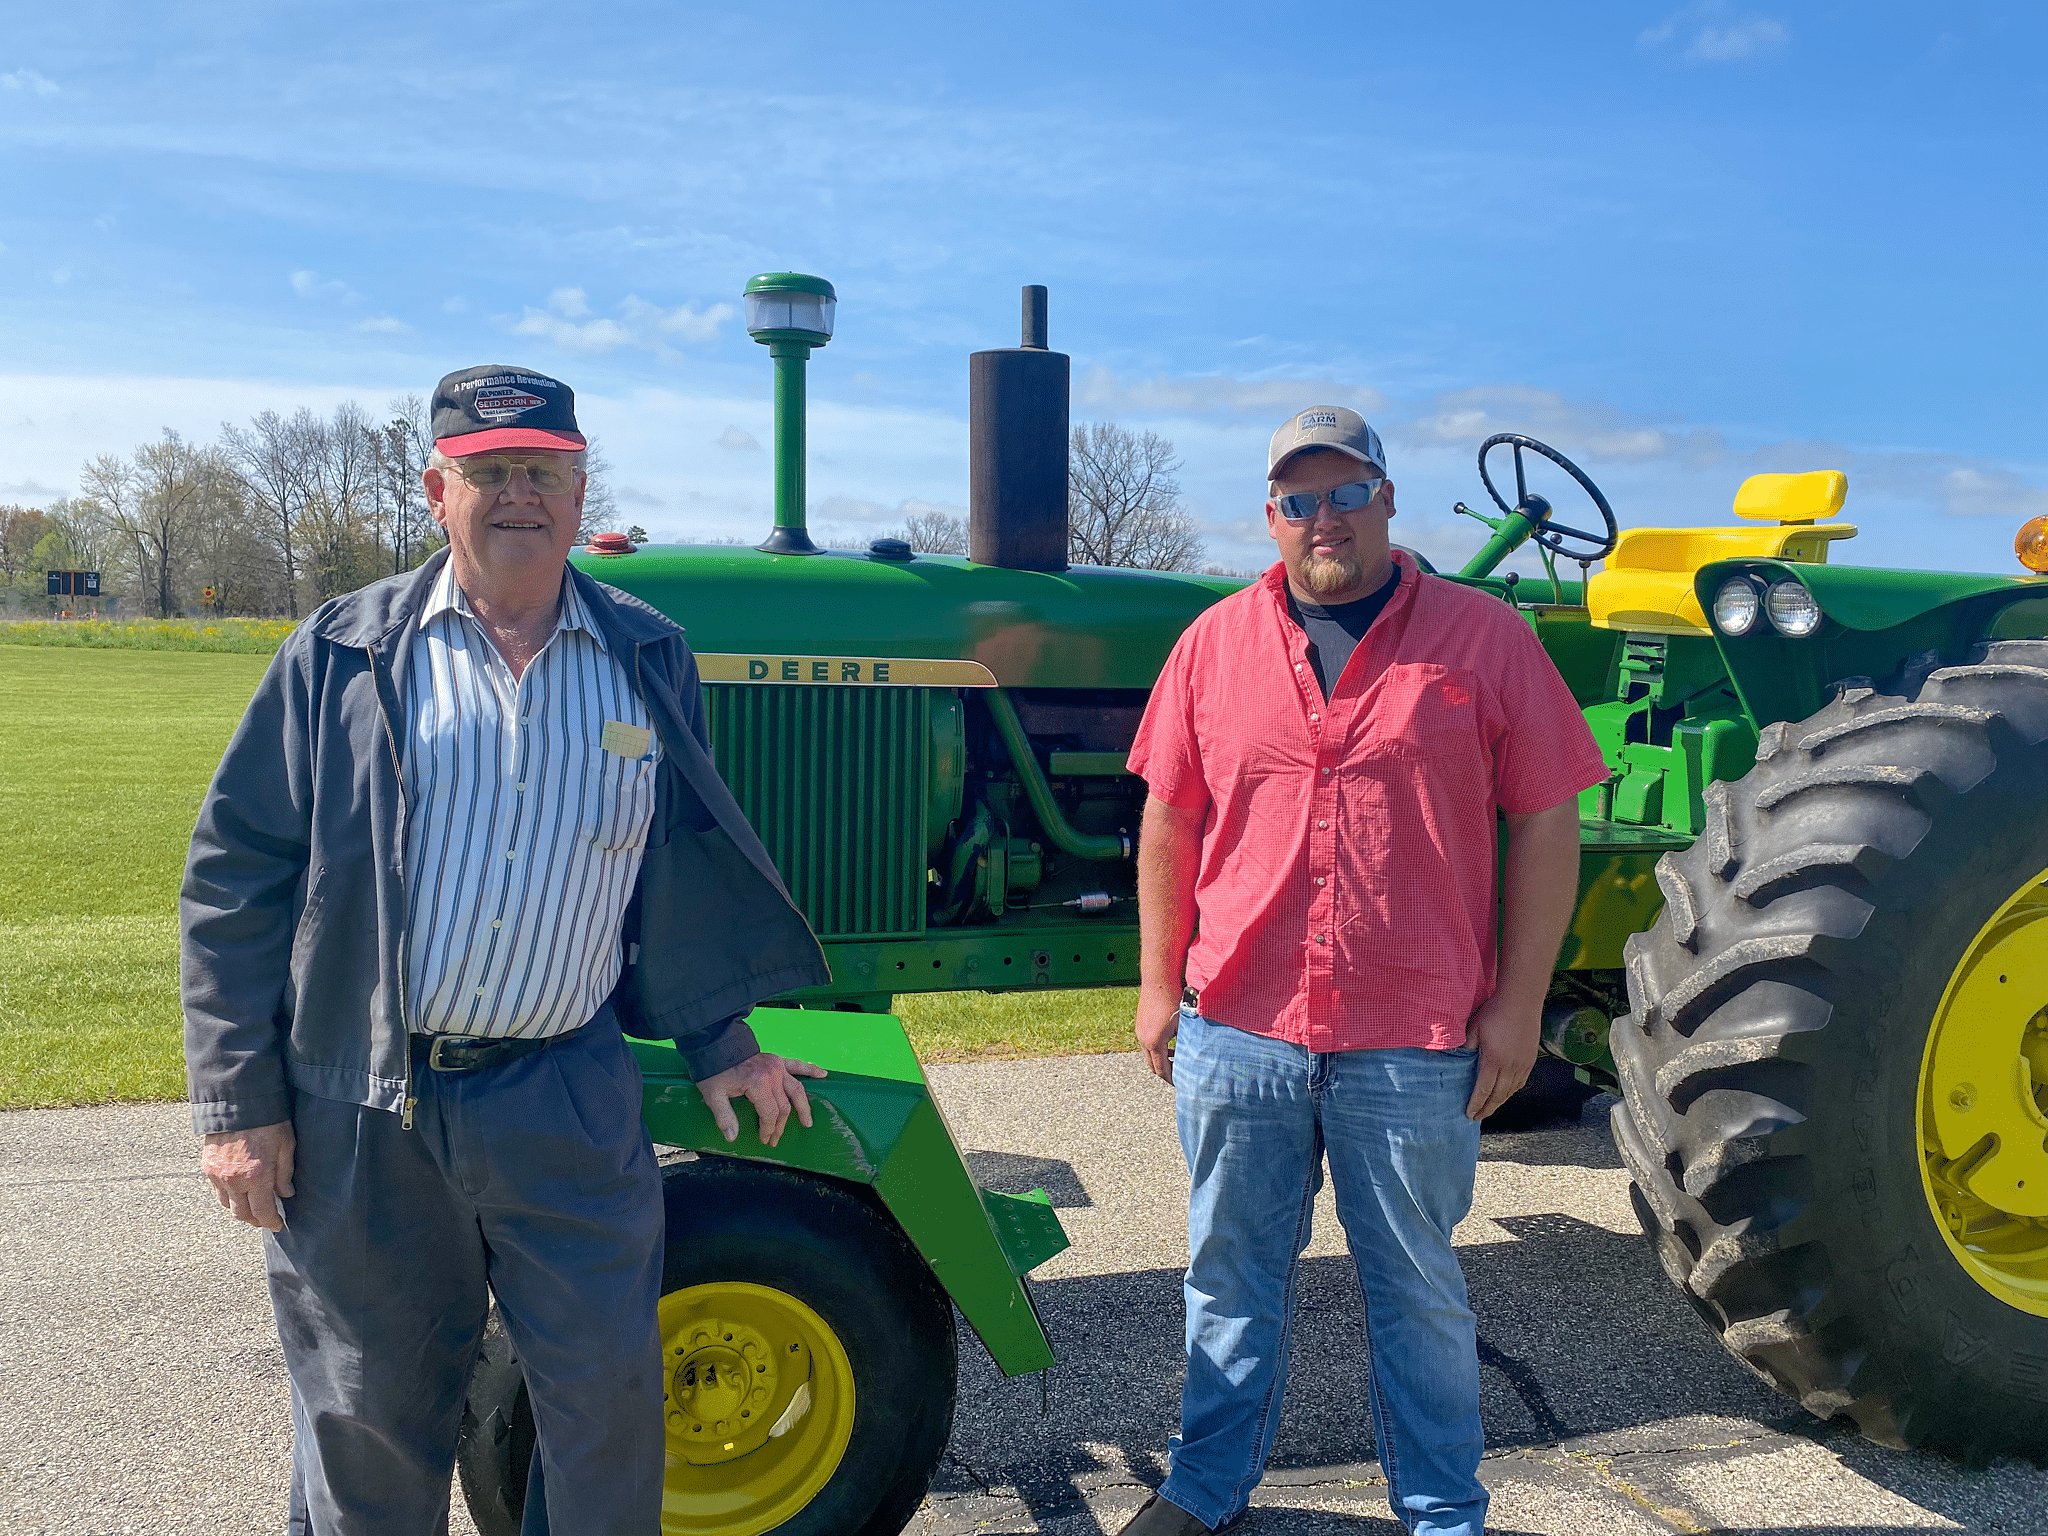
[1476,434,1619,561]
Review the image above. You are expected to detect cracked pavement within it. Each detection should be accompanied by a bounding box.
[2,1054,2043,1535]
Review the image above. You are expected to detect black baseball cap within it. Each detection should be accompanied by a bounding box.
[431,365,587,456]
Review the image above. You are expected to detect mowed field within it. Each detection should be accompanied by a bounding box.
[0,639,1136,1109]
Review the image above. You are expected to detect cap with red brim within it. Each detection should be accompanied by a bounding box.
[434,425,589,457]
[430,364,586,457]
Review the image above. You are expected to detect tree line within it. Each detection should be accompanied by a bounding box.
[0,412,1216,622]
[0,395,628,621]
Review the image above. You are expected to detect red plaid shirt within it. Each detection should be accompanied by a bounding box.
[1127,553,1608,1052]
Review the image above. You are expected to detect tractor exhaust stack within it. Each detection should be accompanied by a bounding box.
[970,285,1070,572]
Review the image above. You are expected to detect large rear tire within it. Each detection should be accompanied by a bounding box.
[1611,639,2048,1461]
[457,1156,958,1535]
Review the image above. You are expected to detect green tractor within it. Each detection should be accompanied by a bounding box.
[458,298,2048,1535]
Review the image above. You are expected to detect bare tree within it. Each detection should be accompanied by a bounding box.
[576,435,620,543]
[222,409,319,618]
[373,393,438,573]
[886,508,967,553]
[81,431,224,617]
[1067,422,1204,571]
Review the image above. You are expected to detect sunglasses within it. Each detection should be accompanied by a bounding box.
[1273,477,1385,521]
[448,456,583,495]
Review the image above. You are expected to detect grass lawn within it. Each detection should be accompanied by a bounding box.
[0,644,1135,1110]
[0,647,273,1107]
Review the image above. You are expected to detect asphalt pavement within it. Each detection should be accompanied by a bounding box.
[2,1055,2043,1535]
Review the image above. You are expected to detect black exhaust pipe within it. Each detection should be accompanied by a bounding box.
[969,285,1069,572]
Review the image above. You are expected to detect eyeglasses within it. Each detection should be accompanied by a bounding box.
[448,456,583,495]
[1273,478,1385,521]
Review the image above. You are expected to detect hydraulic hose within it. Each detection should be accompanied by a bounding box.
[982,689,1133,862]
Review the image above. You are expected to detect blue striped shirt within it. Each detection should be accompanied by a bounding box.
[401,565,659,1038]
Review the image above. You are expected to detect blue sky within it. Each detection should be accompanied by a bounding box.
[2,1,2044,576]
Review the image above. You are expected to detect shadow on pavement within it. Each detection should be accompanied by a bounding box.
[937,1202,1927,1531]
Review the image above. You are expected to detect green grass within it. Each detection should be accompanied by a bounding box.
[0,616,295,653]
[898,987,1136,1063]
[0,646,1135,1109]
[0,648,272,1107]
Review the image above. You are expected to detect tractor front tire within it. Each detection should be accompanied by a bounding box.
[457,1156,958,1536]
[1611,639,2048,1461]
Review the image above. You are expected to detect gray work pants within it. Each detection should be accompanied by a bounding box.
[264,1013,665,1536]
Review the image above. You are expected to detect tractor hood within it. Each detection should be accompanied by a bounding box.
[571,543,1248,690]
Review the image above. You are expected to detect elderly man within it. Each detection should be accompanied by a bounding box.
[182,365,829,1535]
[1121,408,1608,1536]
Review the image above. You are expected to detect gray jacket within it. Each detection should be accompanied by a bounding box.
[180,549,830,1135]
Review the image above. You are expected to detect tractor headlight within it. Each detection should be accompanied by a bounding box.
[1713,577,1761,636]
[1764,579,1824,637]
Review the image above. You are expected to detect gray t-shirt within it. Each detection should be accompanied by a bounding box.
[1284,566,1400,701]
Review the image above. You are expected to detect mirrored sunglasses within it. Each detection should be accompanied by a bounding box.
[450,456,582,495]
[1274,477,1385,521]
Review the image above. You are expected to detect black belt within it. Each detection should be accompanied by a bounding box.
[411,1022,587,1074]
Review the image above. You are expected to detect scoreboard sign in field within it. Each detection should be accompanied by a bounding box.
[45,570,100,597]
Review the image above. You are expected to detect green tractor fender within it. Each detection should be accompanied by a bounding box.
[629,1005,1067,1377]
[1693,556,2048,727]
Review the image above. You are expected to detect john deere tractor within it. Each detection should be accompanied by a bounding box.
[457,288,2048,1536]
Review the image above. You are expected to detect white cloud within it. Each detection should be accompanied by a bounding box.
[510,287,736,358]
[0,68,59,96]
[290,269,357,302]
[0,476,66,499]
[613,485,664,508]
[1395,385,1726,464]
[353,315,410,335]
[1937,467,2048,520]
[717,425,761,452]
[1640,5,1788,63]
[1079,365,1386,421]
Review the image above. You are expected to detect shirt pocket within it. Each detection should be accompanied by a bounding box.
[1365,663,1483,763]
[586,750,658,853]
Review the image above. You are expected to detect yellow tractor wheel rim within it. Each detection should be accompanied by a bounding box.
[657,1281,857,1536]
[1919,863,2048,1316]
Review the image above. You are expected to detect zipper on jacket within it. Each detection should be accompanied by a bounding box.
[373,644,419,1132]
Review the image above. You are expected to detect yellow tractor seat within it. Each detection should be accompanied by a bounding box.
[1585,472,1857,635]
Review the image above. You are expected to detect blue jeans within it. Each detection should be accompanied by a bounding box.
[1161,1008,1487,1536]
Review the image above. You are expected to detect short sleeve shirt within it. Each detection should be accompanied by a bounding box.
[1125,552,1609,1052]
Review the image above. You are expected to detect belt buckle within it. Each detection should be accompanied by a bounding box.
[427,1035,472,1073]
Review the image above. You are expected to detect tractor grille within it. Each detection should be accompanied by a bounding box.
[704,685,928,939]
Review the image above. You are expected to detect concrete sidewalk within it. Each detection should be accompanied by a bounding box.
[2,1055,2041,1534]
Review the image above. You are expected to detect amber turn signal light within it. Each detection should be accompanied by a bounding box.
[2019,514,2048,574]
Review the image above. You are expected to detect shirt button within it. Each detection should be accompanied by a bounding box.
[490,919,502,930]
[1309,713,1319,722]
[1316,876,1326,887]
[1314,934,1327,944]
[1318,819,1328,829]
[476,988,486,998]
[516,782,526,792]
[506,850,517,860]
[1321,766,1331,775]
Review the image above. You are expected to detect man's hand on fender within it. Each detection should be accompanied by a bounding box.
[201,1120,297,1231]
[1463,991,1542,1121]
[698,1052,828,1147]
[1135,988,1181,1085]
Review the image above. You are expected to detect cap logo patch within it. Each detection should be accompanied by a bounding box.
[1296,410,1339,435]
[473,385,547,420]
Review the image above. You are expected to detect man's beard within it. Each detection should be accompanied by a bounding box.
[1299,550,1363,598]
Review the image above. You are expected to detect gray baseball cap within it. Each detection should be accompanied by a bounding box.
[1267,406,1386,482]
